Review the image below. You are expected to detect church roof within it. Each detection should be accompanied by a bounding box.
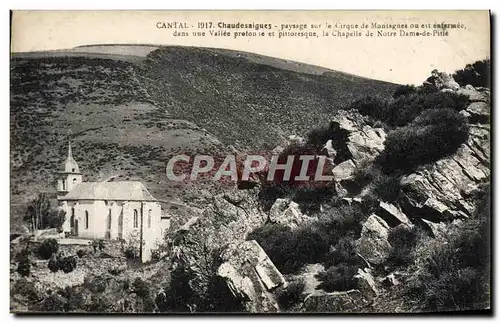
[58,181,157,202]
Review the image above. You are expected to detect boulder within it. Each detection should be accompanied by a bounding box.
[420,218,448,239]
[269,199,305,229]
[354,268,378,298]
[355,215,392,265]
[302,289,369,313]
[346,126,386,164]
[377,202,410,227]
[457,85,490,103]
[217,240,286,312]
[322,139,338,160]
[170,188,268,311]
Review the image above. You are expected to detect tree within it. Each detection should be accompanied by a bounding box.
[24,192,66,232]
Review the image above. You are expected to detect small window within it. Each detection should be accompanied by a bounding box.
[62,180,66,191]
[72,168,75,172]
[147,209,152,228]
[85,210,89,229]
[133,209,138,228]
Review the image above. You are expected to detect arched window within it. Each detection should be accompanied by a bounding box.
[85,210,89,229]
[147,209,152,228]
[62,180,66,191]
[108,209,112,230]
[133,209,138,228]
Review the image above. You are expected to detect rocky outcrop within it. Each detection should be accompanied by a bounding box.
[355,215,392,266]
[354,268,378,298]
[217,240,286,312]
[399,123,489,222]
[170,188,268,311]
[302,289,370,313]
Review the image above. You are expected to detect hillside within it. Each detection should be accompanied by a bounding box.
[10,45,398,232]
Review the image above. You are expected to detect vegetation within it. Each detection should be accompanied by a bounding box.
[276,279,305,310]
[16,254,31,277]
[24,193,66,231]
[37,239,59,260]
[247,204,366,274]
[315,264,358,292]
[377,108,469,173]
[387,225,420,268]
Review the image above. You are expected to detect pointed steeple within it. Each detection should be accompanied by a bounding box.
[68,141,73,160]
[63,140,80,173]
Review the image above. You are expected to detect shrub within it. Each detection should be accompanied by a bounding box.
[393,84,418,98]
[13,277,41,302]
[403,187,490,312]
[349,96,390,122]
[453,60,490,88]
[48,255,59,272]
[37,238,59,260]
[315,264,358,292]
[323,237,362,268]
[377,108,469,173]
[17,255,31,277]
[248,204,366,274]
[277,279,305,310]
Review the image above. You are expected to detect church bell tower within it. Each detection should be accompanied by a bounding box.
[57,141,83,198]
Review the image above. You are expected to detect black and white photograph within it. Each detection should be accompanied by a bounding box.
[9,10,491,314]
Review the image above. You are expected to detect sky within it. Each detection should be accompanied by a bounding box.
[11,10,490,84]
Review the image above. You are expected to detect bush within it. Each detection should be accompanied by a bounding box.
[58,256,77,273]
[351,91,469,127]
[37,238,59,260]
[393,84,418,98]
[387,225,420,267]
[315,264,358,292]
[13,277,41,302]
[247,223,329,274]
[323,237,363,268]
[76,249,86,258]
[377,108,469,173]
[403,186,490,311]
[277,279,305,310]
[453,60,490,88]
[48,255,59,272]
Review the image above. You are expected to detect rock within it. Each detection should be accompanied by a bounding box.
[459,109,471,118]
[217,240,286,312]
[354,268,378,298]
[269,199,305,229]
[355,215,392,265]
[332,159,356,181]
[377,202,410,227]
[382,273,399,287]
[466,102,490,123]
[346,126,386,164]
[329,111,387,165]
[287,134,306,146]
[426,69,460,91]
[302,289,369,313]
[170,188,268,311]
